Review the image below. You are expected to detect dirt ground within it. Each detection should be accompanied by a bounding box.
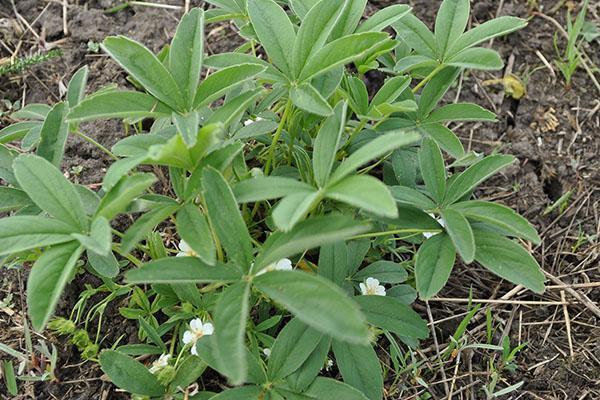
[0,0,599,399]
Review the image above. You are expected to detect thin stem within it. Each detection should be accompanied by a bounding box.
[412,64,445,94]
[74,130,118,160]
[265,99,292,175]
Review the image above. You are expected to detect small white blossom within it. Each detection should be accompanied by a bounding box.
[262,348,271,358]
[243,116,264,126]
[177,240,198,257]
[149,353,171,374]
[324,358,334,371]
[256,258,293,276]
[423,213,445,239]
[182,318,214,355]
[359,277,386,296]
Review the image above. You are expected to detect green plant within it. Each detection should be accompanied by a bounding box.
[0,0,543,398]
[554,0,591,86]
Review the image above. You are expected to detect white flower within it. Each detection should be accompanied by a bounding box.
[324,358,334,371]
[149,353,171,374]
[176,240,198,257]
[359,277,386,296]
[182,318,214,355]
[243,116,264,126]
[423,213,445,239]
[256,258,293,276]
[262,348,271,358]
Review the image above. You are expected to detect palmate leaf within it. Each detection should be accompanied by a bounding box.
[313,101,347,187]
[441,208,475,263]
[290,83,333,116]
[357,4,411,33]
[66,66,89,107]
[176,205,216,265]
[99,350,165,396]
[0,216,77,256]
[415,233,456,299]
[435,0,470,58]
[272,191,321,232]
[354,295,429,339]
[330,0,367,39]
[446,47,504,70]
[126,257,242,284]
[418,137,446,203]
[96,173,157,220]
[448,16,528,55]
[325,175,398,218]
[36,101,69,167]
[332,340,382,400]
[233,176,314,203]
[393,13,437,58]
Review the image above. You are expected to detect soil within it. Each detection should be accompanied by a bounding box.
[1,0,599,399]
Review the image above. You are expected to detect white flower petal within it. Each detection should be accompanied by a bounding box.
[189,318,203,332]
[190,344,198,356]
[262,348,271,357]
[182,330,194,345]
[359,283,368,296]
[179,240,192,253]
[375,286,386,296]
[275,258,292,271]
[202,322,214,336]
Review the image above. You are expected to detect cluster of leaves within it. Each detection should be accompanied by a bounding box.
[0,0,544,399]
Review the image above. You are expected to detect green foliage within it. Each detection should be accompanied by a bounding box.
[0,0,543,398]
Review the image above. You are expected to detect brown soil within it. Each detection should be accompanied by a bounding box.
[1,0,599,399]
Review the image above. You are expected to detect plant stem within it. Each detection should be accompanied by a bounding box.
[412,64,445,94]
[265,99,292,174]
[74,130,118,160]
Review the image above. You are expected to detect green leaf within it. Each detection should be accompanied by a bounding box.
[332,340,382,400]
[291,0,345,75]
[420,123,464,159]
[72,216,112,255]
[330,0,367,38]
[213,282,251,385]
[126,257,242,284]
[0,121,39,144]
[67,91,172,122]
[67,66,89,107]
[205,88,264,127]
[389,186,436,210]
[204,53,284,82]
[435,0,470,58]
[102,155,146,191]
[120,204,179,254]
[233,176,314,203]
[169,8,204,107]
[176,205,216,265]
[248,0,296,76]
[450,201,540,244]
[318,241,348,286]
[444,155,515,205]
[253,215,370,272]
[254,270,369,344]
[354,295,429,339]
[286,335,331,392]
[426,103,496,123]
[170,356,207,390]
[289,0,319,19]
[417,67,460,117]
[194,64,267,108]
[272,191,322,232]
[392,14,436,58]
[13,154,88,230]
[370,75,411,109]
[11,103,51,120]
[202,167,253,270]
[474,230,545,294]
[353,260,407,284]
[325,175,398,218]
[304,377,369,400]
[27,241,83,331]
[387,285,417,304]
[268,318,322,380]
[208,386,262,400]
[0,216,77,256]
[99,350,165,396]
[96,173,157,220]
[36,102,68,167]
[299,32,388,81]
[449,17,527,55]
[0,187,32,212]
[87,250,120,278]
[419,137,446,203]
[446,47,504,70]
[173,111,200,147]
[313,101,346,186]
[441,208,475,263]
[415,233,456,299]
[357,4,411,33]
[329,131,420,185]
[290,83,333,116]
[102,36,185,111]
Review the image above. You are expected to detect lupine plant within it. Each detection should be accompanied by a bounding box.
[0,0,544,398]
